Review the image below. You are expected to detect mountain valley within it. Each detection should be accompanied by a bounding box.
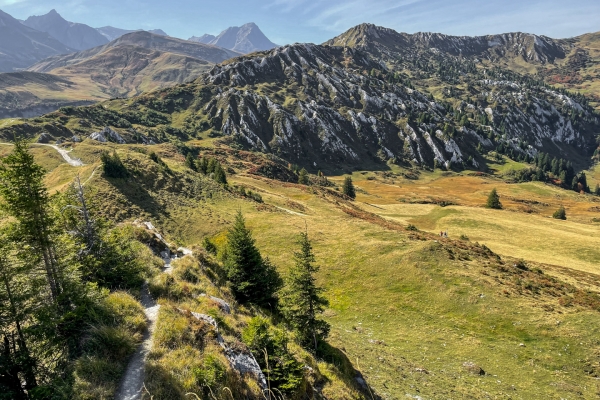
[1,8,600,400]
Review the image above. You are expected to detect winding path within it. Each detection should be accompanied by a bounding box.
[115,253,172,400]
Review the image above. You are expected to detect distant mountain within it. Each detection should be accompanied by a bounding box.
[189,23,277,53]
[325,23,566,64]
[22,9,108,51]
[326,23,600,111]
[97,26,168,41]
[188,34,216,44]
[0,9,74,72]
[26,31,241,99]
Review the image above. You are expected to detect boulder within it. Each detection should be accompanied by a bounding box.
[71,136,81,143]
[463,361,485,375]
[90,127,126,144]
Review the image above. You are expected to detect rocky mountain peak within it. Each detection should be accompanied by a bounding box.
[189,22,277,54]
[22,9,108,51]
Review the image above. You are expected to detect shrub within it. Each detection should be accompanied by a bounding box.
[406,224,418,231]
[242,317,304,394]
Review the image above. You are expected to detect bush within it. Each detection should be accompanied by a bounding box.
[553,205,567,220]
[407,224,418,231]
[242,317,304,394]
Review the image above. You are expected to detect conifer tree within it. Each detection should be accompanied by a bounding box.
[485,188,502,209]
[223,211,281,306]
[298,168,309,185]
[185,152,197,171]
[553,205,567,220]
[0,140,62,300]
[281,231,330,353]
[342,176,356,199]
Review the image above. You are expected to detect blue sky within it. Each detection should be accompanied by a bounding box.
[1,0,599,44]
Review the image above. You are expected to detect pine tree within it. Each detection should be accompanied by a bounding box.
[298,168,309,185]
[342,176,356,199]
[213,163,227,185]
[552,205,567,220]
[223,211,281,307]
[100,150,128,178]
[0,140,62,300]
[185,153,197,171]
[281,231,330,353]
[485,188,502,209]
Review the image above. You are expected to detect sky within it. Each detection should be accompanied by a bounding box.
[1,0,599,44]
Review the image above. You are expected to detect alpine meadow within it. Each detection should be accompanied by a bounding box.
[1,1,600,399]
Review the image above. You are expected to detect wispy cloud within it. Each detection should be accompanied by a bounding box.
[0,0,28,5]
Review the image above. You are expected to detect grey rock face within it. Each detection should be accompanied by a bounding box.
[22,9,108,51]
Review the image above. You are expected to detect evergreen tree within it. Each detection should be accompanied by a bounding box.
[298,168,309,185]
[342,176,356,199]
[100,150,128,178]
[0,140,62,300]
[185,153,197,171]
[223,211,282,307]
[213,163,227,185]
[595,184,600,196]
[553,205,567,220]
[281,231,330,353]
[485,188,502,209]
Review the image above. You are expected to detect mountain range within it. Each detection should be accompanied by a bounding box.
[0,9,73,72]
[189,22,278,53]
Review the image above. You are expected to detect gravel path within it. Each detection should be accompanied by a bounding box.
[38,144,84,166]
[0,142,84,167]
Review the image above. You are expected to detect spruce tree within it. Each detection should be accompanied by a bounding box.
[485,188,502,209]
[298,168,309,185]
[223,211,281,306]
[0,140,62,300]
[552,205,567,220]
[281,231,330,353]
[342,176,356,199]
[185,152,197,171]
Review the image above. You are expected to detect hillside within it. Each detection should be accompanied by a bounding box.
[0,9,73,72]
[0,71,99,118]
[1,136,600,399]
[0,32,242,117]
[22,9,109,51]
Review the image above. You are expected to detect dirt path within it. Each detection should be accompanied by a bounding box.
[275,206,307,216]
[115,253,172,400]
